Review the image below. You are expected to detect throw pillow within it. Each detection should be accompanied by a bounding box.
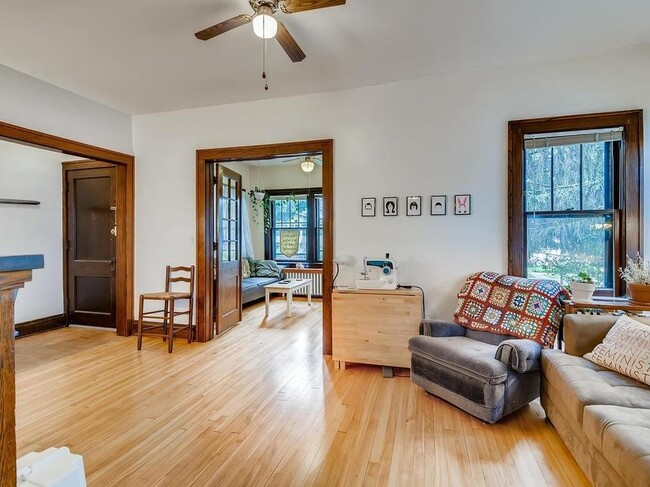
[453,271,569,348]
[584,315,650,386]
[241,258,251,279]
[253,260,282,278]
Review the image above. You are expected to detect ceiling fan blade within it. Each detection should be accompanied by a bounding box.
[280,0,346,14]
[195,14,252,41]
[276,22,306,63]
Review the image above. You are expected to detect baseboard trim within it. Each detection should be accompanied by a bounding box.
[15,314,66,338]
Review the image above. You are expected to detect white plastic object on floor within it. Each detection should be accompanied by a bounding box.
[17,447,86,487]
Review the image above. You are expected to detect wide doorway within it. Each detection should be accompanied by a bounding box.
[0,120,135,336]
[196,140,334,354]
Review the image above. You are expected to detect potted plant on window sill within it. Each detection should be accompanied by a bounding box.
[569,272,597,303]
[620,254,650,304]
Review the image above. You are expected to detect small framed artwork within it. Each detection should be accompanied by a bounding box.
[430,195,447,215]
[383,197,398,216]
[406,196,422,216]
[361,197,376,217]
[454,194,471,215]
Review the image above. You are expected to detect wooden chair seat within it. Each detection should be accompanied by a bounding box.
[140,291,191,300]
[137,265,195,353]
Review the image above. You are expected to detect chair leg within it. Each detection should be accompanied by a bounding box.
[167,299,175,353]
[137,295,144,351]
[162,299,169,342]
[187,295,194,344]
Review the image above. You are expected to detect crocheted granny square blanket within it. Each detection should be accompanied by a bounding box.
[454,271,569,348]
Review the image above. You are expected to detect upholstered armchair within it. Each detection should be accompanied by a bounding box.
[409,319,542,423]
[409,272,567,423]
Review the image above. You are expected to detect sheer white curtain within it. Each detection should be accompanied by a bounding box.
[241,192,255,259]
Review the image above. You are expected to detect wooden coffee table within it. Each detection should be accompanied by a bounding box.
[264,279,312,318]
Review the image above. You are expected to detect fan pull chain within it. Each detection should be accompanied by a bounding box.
[262,28,269,91]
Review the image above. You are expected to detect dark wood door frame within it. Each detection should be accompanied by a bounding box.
[196,139,334,354]
[0,121,135,336]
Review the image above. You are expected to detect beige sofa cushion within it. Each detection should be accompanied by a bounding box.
[583,405,650,487]
[542,350,650,425]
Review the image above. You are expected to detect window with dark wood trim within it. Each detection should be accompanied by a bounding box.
[508,110,643,296]
[264,187,323,265]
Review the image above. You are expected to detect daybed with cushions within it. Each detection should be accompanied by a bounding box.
[241,258,284,305]
[542,314,650,487]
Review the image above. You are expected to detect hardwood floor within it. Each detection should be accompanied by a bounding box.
[15,298,589,486]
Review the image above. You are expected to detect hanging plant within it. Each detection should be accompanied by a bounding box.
[248,187,271,234]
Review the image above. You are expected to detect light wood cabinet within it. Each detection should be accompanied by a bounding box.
[332,288,423,369]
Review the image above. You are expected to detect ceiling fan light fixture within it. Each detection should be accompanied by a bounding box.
[252,11,278,39]
[301,158,315,173]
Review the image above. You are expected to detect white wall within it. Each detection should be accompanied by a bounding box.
[250,164,323,191]
[0,64,133,154]
[133,46,650,319]
[0,141,64,322]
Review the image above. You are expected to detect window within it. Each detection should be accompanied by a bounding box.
[509,111,643,295]
[265,188,323,263]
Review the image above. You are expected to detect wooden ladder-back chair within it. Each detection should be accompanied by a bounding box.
[137,265,195,353]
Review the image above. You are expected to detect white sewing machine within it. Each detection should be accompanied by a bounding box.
[356,257,398,290]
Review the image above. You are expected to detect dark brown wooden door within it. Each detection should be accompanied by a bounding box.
[215,165,242,334]
[65,167,116,327]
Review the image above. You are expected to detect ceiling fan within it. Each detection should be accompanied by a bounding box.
[194,0,346,63]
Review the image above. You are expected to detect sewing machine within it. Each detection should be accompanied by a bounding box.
[356,257,398,290]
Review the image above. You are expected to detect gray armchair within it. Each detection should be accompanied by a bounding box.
[408,319,542,423]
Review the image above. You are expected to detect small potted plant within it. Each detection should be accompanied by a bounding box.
[569,272,597,303]
[619,254,650,304]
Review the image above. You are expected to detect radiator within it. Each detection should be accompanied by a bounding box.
[283,268,323,297]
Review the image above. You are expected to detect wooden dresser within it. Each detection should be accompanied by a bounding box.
[332,287,423,370]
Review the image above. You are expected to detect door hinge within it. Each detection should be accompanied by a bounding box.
[66,239,71,251]
[213,176,218,185]
[65,181,70,193]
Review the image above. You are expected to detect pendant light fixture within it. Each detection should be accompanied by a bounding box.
[300,156,315,173]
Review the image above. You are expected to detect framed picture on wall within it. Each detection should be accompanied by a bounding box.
[430,195,447,215]
[361,197,376,217]
[383,197,398,216]
[454,194,471,215]
[406,196,422,216]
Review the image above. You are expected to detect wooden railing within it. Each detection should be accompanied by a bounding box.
[0,255,43,487]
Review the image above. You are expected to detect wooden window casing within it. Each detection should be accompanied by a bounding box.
[508,110,643,296]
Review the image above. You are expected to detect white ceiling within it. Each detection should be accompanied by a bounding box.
[243,155,322,167]
[1,0,650,115]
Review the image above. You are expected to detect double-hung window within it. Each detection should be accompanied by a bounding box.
[265,189,323,264]
[509,111,643,295]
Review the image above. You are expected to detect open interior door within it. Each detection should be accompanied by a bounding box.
[214,165,242,334]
